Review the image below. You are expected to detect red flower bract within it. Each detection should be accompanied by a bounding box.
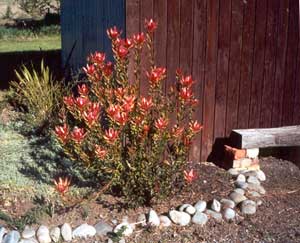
[180,75,194,87]
[63,96,74,107]
[133,33,145,46]
[103,62,113,77]
[54,177,71,195]
[88,52,106,66]
[70,127,86,143]
[172,125,184,138]
[78,84,89,96]
[184,169,197,183]
[189,120,203,133]
[107,26,121,39]
[138,97,153,112]
[117,45,129,59]
[145,18,158,33]
[103,128,119,144]
[179,87,193,101]
[83,64,96,76]
[155,117,169,130]
[95,145,107,159]
[55,124,69,143]
[75,97,89,110]
[146,67,166,86]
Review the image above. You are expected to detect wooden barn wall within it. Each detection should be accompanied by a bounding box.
[126,0,300,161]
[61,0,125,71]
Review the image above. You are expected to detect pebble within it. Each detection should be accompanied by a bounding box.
[223,208,236,221]
[248,191,261,197]
[0,226,7,242]
[49,227,60,242]
[234,181,248,189]
[113,222,133,236]
[3,231,20,243]
[94,221,113,236]
[148,209,160,226]
[234,188,245,195]
[240,200,257,215]
[256,170,266,181]
[191,211,208,225]
[229,192,247,204]
[205,209,222,222]
[169,210,191,226]
[247,183,266,195]
[228,168,239,176]
[243,171,257,177]
[72,224,96,238]
[136,214,147,226]
[220,198,235,209]
[159,215,172,227]
[36,226,51,243]
[19,238,38,243]
[61,223,72,242]
[210,199,221,212]
[247,176,260,185]
[256,200,263,206]
[22,226,35,239]
[236,174,246,183]
[194,200,207,212]
[179,204,196,215]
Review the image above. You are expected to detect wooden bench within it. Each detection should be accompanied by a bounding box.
[229,125,300,149]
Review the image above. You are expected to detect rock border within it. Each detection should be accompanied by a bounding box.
[0,168,266,243]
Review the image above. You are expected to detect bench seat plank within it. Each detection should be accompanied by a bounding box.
[230,125,300,149]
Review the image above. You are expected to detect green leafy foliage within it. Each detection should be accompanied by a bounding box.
[15,0,60,17]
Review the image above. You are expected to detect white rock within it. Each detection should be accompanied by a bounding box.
[36,226,51,243]
[240,200,257,215]
[61,223,72,242]
[234,181,248,189]
[248,191,261,198]
[247,183,266,194]
[236,174,246,183]
[205,209,222,222]
[169,210,191,226]
[49,227,60,242]
[223,208,236,221]
[22,226,35,239]
[113,222,133,236]
[194,200,207,212]
[229,191,247,204]
[72,224,96,238]
[94,220,113,236]
[256,170,266,181]
[0,226,7,243]
[191,211,208,225]
[228,168,239,176]
[19,238,38,243]
[148,209,160,226]
[179,204,196,215]
[3,230,20,243]
[246,148,259,158]
[210,199,221,212]
[247,176,260,185]
[159,215,172,227]
[220,198,235,209]
[234,188,245,195]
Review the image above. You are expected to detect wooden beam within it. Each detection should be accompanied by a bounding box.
[229,126,300,149]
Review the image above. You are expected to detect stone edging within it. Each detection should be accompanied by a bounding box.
[0,168,266,243]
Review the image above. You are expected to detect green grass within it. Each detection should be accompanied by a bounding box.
[0,35,61,52]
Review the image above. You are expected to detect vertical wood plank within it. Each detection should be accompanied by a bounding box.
[201,0,219,161]
[140,0,154,96]
[190,0,207,162]
[225,0,243,136]
[248,0,268,128]
[237,0,256,129]
[260,0,278,128]
[282,0,299,126]
[293,41,300,124]
[214,0,231,139]
[271,0,290,127]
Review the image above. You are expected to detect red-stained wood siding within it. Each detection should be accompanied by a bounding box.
[126,0,300,161]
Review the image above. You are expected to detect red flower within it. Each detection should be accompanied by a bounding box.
[145,18,158,33]
[55,124,69,143]
[95,145,107,159]
[172,125,184,138]
[155,117,169,130]
[75,97,89,110]
[103,62,113,77]
[132,115,143,126]
[114,87,126,99]
[146,67,166,86]
[180,75,194,87]
[176,68,183,78]
[103,128,119,144]
[189,120,203,133]
[143,124,150,135]
[70,127,86,143]
[114,111,128,126]
[88,52,105,65]
[123,38,134,49]
[138,97,153,112]
[107,104,121,118]
[184,169,197,183]
[54,177,71,195]
[179,87,193,101]
[122,95,136,112]
[83,64,96,76]
[77,84,89,96]
[107,26,121,39]
[133,33,145,46]
[183,136,192,147]
[116,45,129,59]
[83,103,101,126]
[189,98,199,107]
[63,96,74,107]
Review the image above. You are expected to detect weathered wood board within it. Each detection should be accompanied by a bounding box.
[230,126,300,149]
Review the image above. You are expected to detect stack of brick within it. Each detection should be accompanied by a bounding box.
[224,145,260,171]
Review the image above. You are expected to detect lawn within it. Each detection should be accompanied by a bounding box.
[0,35,61,52]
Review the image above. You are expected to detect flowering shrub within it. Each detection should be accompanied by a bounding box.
[55,19,203,207]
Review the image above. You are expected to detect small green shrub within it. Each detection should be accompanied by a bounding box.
[9,61,63,130]
[55,19,202,207]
